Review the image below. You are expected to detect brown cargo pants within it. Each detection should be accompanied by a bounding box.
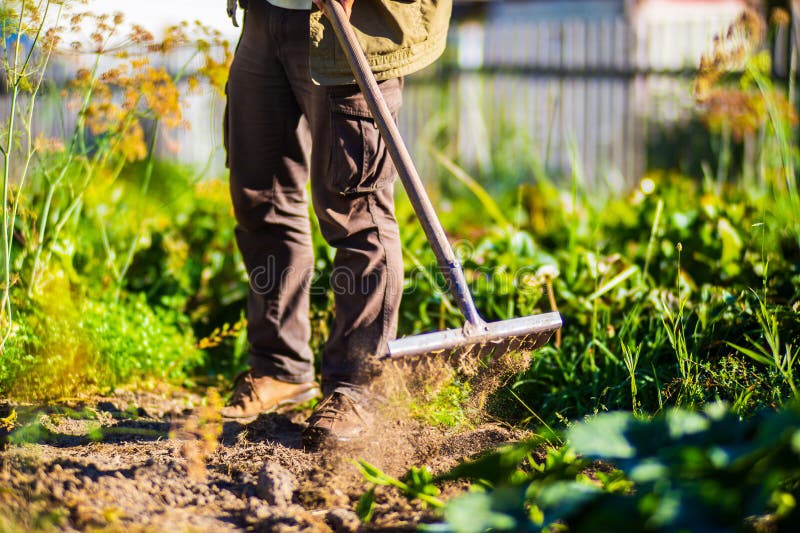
[224,1,403,395]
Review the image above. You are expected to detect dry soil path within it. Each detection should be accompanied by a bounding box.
[0,388,522,532]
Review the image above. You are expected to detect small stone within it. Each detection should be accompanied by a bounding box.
[325,508,360,533]
[96,401,117,412]
[254,504,272,521]
[51,483,65,501]
[256,462,297,507]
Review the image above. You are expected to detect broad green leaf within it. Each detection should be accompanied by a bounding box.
[703,401,729,421]
[707,446,732,468]
[441,491,519,533]
[665,409,709,438]
[646,490,682,528]
[717,218,742,265]
[356,487,375,523]
[629,460,668,483]
[438,440,540,485]
[568,412,636,459]
[536,481,603,519]
[508,230,536,257]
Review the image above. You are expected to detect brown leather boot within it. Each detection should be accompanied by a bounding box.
[220,371,320,420]
[302,392,373,450]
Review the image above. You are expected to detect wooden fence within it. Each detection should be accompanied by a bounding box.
[2,0,757,187]
[398,0,748,187]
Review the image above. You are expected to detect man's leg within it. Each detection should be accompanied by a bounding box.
[276,8,404,445]
[222,1,319,418]
[308,82,405,394]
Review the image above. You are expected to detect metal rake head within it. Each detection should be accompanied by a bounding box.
[383,312,563,372]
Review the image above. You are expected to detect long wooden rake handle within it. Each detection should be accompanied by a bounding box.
[321,0,486,331]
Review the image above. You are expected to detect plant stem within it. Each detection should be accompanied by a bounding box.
[19,2,61,296]
[1,2,27,337]
[113,123,160,300]
[1,88,18,321]
[641,199,664,287]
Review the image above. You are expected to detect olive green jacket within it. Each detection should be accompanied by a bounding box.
[309,0,452,85]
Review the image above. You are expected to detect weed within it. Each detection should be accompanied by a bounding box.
[354,459,443,523]
[727,288,799,399]
[1,4,232,397]
[1,290,200,399]
[409,379,471,428]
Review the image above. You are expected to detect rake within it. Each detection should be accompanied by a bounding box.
[321,0,563,363]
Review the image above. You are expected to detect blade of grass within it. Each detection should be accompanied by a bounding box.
[587,266,639,301]
[428,146,511,229]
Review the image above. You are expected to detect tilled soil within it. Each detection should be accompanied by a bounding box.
[0,387,524,532]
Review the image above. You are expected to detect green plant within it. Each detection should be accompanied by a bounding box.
[21,11,229,299]
[409,378,472,427]
[655,243,703,405]
[727,287,799,399]
[0,2,232,397]
[621,341,642,415]
[1,288,201,400]
[354,460,442,523]
[426,403,800,532]
[1,0,64,345]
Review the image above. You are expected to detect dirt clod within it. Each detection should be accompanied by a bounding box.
[257,461,298,506]
[325,508,361,533]
[246,503,332,532]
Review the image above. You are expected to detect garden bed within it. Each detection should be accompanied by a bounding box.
[0,387,522,532]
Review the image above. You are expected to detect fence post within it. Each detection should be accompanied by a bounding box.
[455,21,492,174]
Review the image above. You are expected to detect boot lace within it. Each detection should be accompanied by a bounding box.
[312,392,366,424]
[228,370,263,406]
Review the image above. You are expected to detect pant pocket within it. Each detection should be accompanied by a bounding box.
[327,78,403,196]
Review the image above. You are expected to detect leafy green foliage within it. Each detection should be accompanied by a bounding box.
[0,3,234,398]
[476,170,800,422]
[117,164,248,375]
[1,290,200,399]
[429,403,800,532]
[354,459,443,520]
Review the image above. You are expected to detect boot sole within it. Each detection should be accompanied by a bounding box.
[302,425,366,450]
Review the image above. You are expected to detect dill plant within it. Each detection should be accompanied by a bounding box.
[0,1,231,397]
